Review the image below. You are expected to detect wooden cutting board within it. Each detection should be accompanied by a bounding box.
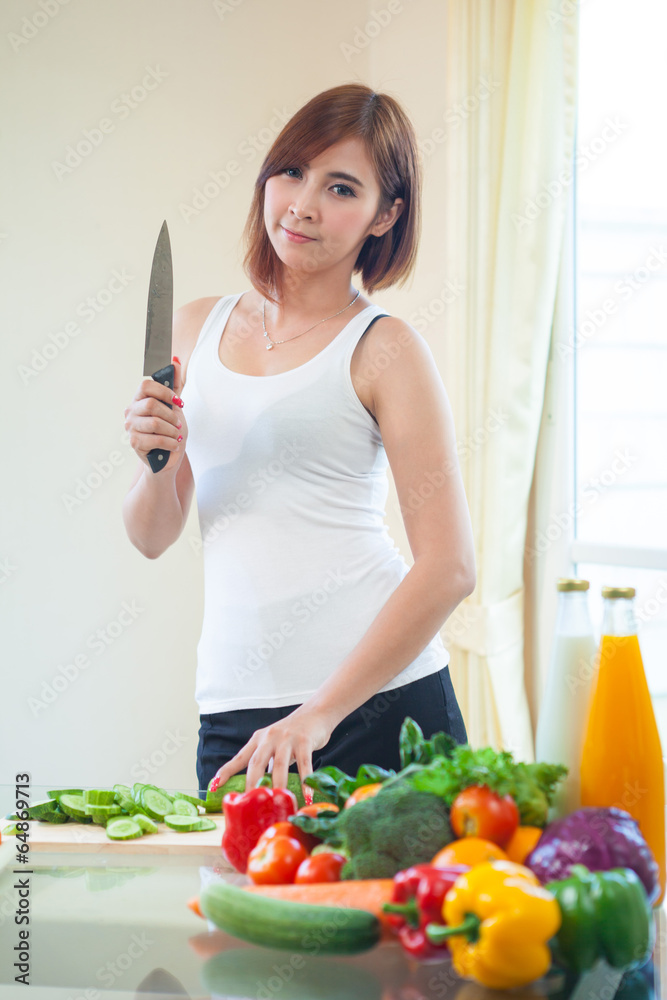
[0,814,228,856]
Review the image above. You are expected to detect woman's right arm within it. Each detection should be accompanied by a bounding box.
[122,297,221,559]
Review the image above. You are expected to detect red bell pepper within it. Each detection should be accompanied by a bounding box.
[383,863,469,961]
[221,786,298,873]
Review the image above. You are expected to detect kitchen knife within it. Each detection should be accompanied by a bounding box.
[144,219,175,473]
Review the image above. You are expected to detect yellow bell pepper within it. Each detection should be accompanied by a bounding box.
[425,860,561,990]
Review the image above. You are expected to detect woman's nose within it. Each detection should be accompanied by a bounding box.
[290,191,317,221]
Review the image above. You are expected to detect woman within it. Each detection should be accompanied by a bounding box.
[122,83,476,798]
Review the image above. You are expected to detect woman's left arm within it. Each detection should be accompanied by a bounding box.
[211,319,476,792]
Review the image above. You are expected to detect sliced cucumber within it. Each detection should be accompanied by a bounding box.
[27,799,60,820]
[84,803,122,816]
[84,789,116,807]
[131,782,147,804]
[173,798,199,817]
[164,814,204,832]
[85,803,122,825]
[58,794,88,820]
[133,813,159,834]
[113,784,132,797]
[140,787,174,821]
[48,788,84,801]
[171,791,205,809]
[114,791,137,815]
[192,817,217,832]
[42,808,71,824]
[2,823,19,835]
[106,819,143,841]
[164,814,217,832]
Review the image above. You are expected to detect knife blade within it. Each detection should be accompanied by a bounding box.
[144,220,175,474]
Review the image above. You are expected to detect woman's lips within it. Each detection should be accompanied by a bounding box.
[281,226,316,243]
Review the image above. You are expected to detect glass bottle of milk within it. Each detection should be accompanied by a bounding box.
[535,578,597,819]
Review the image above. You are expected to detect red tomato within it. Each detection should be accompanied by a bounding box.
[294,852,346,883]
[247,835,308,884]
[449,785,520,848]
[254,820,319,854]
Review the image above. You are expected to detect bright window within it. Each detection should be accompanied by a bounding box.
[574,0,667,747]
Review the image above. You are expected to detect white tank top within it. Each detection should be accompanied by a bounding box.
[180,293,450,713]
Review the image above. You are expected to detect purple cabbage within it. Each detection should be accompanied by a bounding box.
[525,806,661,904]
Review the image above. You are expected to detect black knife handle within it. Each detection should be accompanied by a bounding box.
[147,363,176,474]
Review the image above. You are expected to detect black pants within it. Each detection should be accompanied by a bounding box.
[196,665,467,794]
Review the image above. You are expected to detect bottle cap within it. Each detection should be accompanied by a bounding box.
[601,586,636,600]
[557,578,589,592]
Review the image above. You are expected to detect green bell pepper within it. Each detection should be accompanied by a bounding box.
[546,864,654,973]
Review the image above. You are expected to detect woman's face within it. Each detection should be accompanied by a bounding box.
[263,136,402,280]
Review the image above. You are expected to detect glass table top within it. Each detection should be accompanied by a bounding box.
[1,785,664,999]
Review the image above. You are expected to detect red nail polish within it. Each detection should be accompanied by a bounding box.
[172,395,184,407]
[172,355,181,364]
[177,435,183,442]
[209,777,220,793]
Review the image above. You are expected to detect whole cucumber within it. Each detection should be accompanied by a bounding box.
[205,772,310,813]
[200,881,381,955]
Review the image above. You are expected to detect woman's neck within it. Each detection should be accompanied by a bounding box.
[270,271,362,326]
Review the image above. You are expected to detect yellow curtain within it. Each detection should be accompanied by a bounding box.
[440,0,578,757]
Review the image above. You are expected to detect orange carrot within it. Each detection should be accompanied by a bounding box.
[187,895,204,918]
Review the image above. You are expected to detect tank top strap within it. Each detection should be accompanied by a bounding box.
[337,306,391,369]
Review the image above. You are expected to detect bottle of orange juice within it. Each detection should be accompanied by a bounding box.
[580,586,665,904]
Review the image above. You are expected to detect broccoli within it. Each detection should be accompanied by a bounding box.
[336,782,453,880]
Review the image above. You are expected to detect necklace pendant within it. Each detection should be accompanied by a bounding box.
[265,341,274,350]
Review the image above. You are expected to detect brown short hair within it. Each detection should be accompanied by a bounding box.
[242,83,422,304]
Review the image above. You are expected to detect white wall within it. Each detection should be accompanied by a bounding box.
[2,0,453,791]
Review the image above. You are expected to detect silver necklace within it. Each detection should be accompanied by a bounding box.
[262,289,361,350]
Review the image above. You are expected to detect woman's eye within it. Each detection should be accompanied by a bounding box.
[280,169,354,197]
